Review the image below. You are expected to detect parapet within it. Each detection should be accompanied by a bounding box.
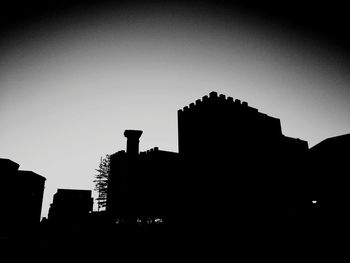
[141,147,160,155]
[178,91,258,115]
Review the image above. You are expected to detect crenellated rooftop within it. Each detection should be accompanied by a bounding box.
[178,91,259,114]
[140,147,159,156]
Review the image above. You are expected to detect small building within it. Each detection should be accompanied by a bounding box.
[48,189,93,224]
[106,130,180,223]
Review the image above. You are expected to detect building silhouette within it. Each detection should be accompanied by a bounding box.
[177,92,310,232]
[2,92,349,259]
[48,189,93,224]
[107,130,180,224]
[106,92,311,234]
[0,158,46,238]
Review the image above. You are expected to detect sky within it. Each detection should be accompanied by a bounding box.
[1,1,350,217]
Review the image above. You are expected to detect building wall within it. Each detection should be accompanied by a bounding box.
[48,189,93,223]
[107,148,180,221]
[309,134,350,224]
[0,159,46,237]
[178,92,283,158]
[18,171,46,225]
[106,150,129,218]
[106,92,310,228]
[177,92,309,224]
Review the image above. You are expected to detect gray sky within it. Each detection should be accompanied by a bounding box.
[1,2,350,217]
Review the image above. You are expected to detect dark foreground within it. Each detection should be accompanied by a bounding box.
[1,217,346,262]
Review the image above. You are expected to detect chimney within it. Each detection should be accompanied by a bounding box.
[124,130,143,156]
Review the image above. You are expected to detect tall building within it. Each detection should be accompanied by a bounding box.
[177,91,309,225]
[17,171,46,225]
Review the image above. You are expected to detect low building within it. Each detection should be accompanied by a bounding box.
[106,130,180,223]
[48,189,93,224]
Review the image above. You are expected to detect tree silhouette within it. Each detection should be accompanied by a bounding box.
[94,155,110,211]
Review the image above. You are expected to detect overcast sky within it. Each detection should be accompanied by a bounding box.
[1,1,350,217]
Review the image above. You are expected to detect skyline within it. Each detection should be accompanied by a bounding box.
[1,1,350,217]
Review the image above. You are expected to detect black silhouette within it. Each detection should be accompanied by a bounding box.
[106,92,310,229]
[309,134,350,228]
[106,130,180,226]
[1,91,348,259]
[0,159,46,239]
[48,189,93,225]
[177,92,309,227]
